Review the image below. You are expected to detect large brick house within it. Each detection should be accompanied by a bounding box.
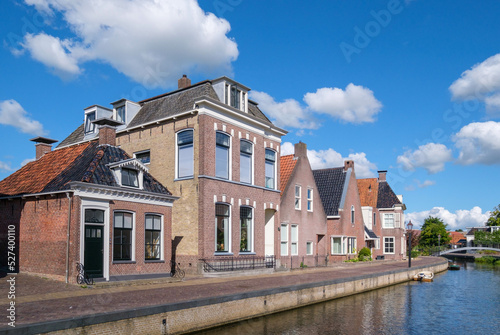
[279,142,327,267]
[357,171,406,260]
[0,125,177,282]
[313,161,365,262]
[58,76,287,273]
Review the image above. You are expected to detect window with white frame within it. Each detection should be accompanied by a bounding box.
[121,168,139,187]
[291,225,298,255]
[230,86,241,109]
[351,205,355,225]
[347,237,357,254]
[216,204,230,252]
[306,242,313,255]
[113,212,134,261]
[384,237,395,254]
[280,224,288,256]
[145,214,162,260]
[84,111,96,134]
[331,237,343,254]
[216,132,230,179]
[265,149,276,189]
[373,212,376,226]
[307,189,313,211]
[295,185,301,210]
[240,140,253,184]
[383,213,395,228]
[375,238,380,249]
[116,105,126,123]
[134,150,150,165]
[240,207,253,252]
[177,130,194,178]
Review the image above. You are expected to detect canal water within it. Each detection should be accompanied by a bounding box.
[194,260,500,335]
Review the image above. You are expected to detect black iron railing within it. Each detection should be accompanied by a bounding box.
[200,255,275,272]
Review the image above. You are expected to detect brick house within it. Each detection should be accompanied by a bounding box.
[57,76,287,273]
[313,161,366,262]
[357,171,406,260]
[279,142,327,268]
[0,124,177,283]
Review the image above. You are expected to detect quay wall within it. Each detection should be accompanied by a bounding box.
[16,260,448,335]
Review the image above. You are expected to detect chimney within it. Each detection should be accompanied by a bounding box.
[294,142,307,159]
[92,118,123,146]
[344,160,354,171]
[30,137,58,160]
[178,74,191,89]
[378,170,387,182]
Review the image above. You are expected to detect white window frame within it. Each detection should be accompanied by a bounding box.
[84,111,96,134]
[280,223,288,256]
[331,236,344,255]
[215,131,231,180]
[239,139,253,184]
[382,212,401,229]
[144,213,164,261]
[239,206,254,253]
[113,210,136,262]
[295,185,301,210]
[265,149,276,189]
[384,236,395,254]
[215,203,231,254]
[176,129,194,179]
[306,241,313,255]
[116,105,126,123]
[347,237,357,254]
[291,224,298,255]
[307,188,313,212]
[134,150,151,165]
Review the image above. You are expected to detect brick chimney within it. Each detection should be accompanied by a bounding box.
[178,74,191,89]
[294,142,307,159]
[30,137,58,160]
[344,160,354,171]
[378,170,387,182]
[92,118,123,146]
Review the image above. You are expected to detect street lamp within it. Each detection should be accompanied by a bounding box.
[407,221,413,268]
[438,234,441,255]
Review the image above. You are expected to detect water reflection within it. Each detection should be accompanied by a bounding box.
[193,261,500,335]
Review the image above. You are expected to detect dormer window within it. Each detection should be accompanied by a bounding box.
[116,105,126,123]
[212,77,250,113]
[122,168,139,187]
[230,86,241,109]
[108,158,148,190]
[85,111,96,134]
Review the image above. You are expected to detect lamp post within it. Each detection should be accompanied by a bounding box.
[407,221,413,268]
[438,234,441,255]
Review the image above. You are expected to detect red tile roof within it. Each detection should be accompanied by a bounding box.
[357,178,378,207]
[449,231,466,245]
[280,154,297,195]
[0,142,92,196]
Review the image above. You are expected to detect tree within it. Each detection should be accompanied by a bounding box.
[419,216,451,247]
[474,229,500,244]
[486,205,500,226]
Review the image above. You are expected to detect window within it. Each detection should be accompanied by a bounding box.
[384,237,395,254]
[306,242,313,255]
[307,189,313,211]
[122,168,139,187]
[85,209,104,223]
[331,237,343,254]
[351,205,355,225]
[230,86,240,109]
[291,225,298,255]
[85,111,96,134]
[373,212,376,226]
[145,214,161,260]
[216,204,230,252]
[383,213,395,228]
[113,212,133,261]
[265,149,276,189]
[295,185,301,210]
[134,151,150,164]
[280,224,288,256]
[116,106,126,123]
[240,207,253,252]
[177,130,194,178]
[216,132,230,179]
[240,140,253,184]
[347,237,357,254]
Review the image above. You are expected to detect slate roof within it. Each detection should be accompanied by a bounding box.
[365,226,378,239]
[280,154,297,196]
[313,167,346,216]
[357,178,378,208]
[377,181,402,208]
[0,143,171,197]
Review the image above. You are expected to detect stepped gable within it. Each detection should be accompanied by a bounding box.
[312,167,346,216]
[280,154,297,196]
[377,181,401,209]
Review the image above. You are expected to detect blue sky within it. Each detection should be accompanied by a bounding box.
[1,0,499,230]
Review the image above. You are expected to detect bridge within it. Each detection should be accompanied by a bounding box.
[437,246,500,256]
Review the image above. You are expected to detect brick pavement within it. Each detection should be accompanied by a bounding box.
[0,257,445,331]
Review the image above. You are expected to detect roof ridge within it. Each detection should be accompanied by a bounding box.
[139,80,211,104]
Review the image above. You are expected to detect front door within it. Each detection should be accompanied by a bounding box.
[84,225,104,278]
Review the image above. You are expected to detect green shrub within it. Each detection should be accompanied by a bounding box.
[410,250,419,258]
[358,247,371,261]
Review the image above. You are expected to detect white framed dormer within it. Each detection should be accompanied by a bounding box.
[84,105,113,139]
[211,77,250,113]
[108,158,148,190]
[110,99,141,129]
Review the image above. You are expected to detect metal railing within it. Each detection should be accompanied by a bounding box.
[277,255,329,269]
[200,255,276,272]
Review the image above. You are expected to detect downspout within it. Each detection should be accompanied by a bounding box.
[65,192,72,283]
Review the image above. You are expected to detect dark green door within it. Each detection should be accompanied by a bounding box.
[84,225,104,278]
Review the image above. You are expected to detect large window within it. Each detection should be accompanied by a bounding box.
[113,212,133,261]
[216,204,230,252]
[384,237,395,254]
[177,130,194,178]
[291,225,298,255]
[84,111,96,134]
[145,214,161,260]
[347,237,357,254]
[307,189,313,211]
[240,140,253,184]
[383,213,394,228]
[216,132,230,179]
[240,207,253,252]
[280,224,288,256]
[331,237,343,254]
[122,168,139,187]
[265,149,276,189]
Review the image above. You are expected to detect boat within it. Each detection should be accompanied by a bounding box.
[448,264,460,270]
[413,271,434,282]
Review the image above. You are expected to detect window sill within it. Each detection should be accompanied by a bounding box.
[112,260,136,264]
[175,176,194,181]
[214,252,234,256]
[145,260,165,263]
[239,252,256,255]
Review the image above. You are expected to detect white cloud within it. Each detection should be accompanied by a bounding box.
[304,84,382,123]
[418,180,435,188]
[21,158,36,166]
[0,99,47,135]
[0,161,13,172]
[281,141,377,178]
[250,91,318,130]
[397,143,453,174]
[406,206,490,231]
[21,0,238,87]
[453,121,500,165]
[449,53,500,115]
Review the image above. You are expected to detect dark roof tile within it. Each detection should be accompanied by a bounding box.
[313,167,345,216]
[377,181,402,208]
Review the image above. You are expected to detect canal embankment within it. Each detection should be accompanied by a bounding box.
[0,257,447,335]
